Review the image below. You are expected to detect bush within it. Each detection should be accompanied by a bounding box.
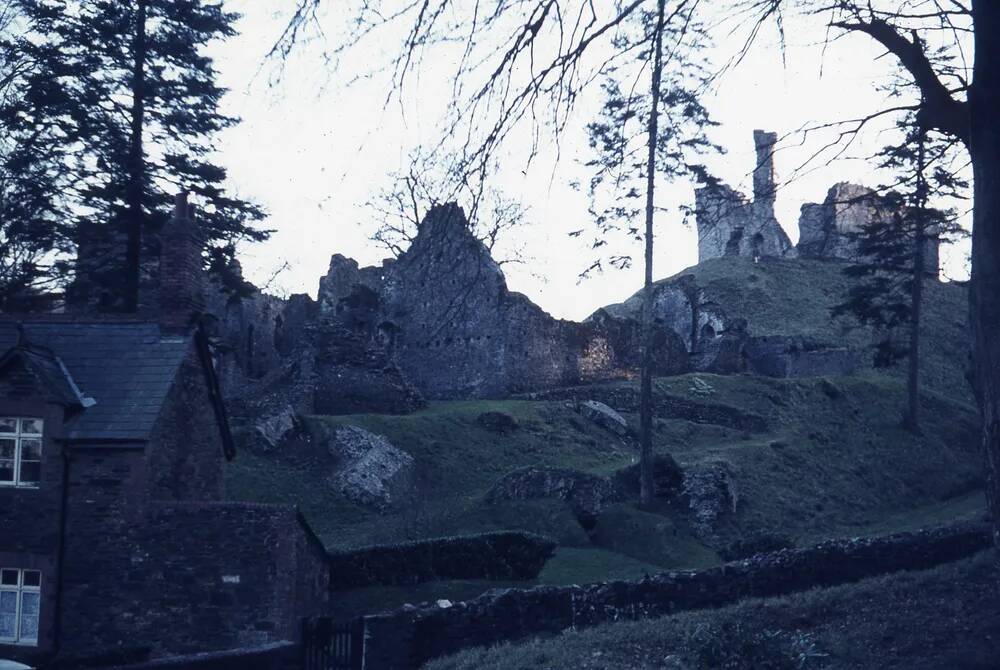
[328,531,557,590]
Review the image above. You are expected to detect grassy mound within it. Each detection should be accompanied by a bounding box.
[426,550,1000,670]
[604,256,971,400]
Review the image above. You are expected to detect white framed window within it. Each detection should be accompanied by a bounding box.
[0,418,43,488]
[0,568,40,646]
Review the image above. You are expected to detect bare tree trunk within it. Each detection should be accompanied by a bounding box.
[905,125,927,433]
[640,0,667,507]
[124,0,147,312]
[971,0,1000,546]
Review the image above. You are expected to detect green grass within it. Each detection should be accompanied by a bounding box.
[226,400,638,549]
[608,256,971,401]
[226,373,982,558]
[538,547,667,585]
[427,551,1000,670]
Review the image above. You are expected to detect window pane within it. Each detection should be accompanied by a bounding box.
[22,571,40,588]
[20,419,42,435]
[0,571,17,587]
[0,439,14,459]
[0,613,14,639]
[0,461,13,483]
[0,590,16,612]
[20,592,39,640]
[0,418,16,434]
[20,439,41,460]
[18,461,40,485]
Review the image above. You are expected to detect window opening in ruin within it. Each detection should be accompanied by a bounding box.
[725,228,744,256]
[751,233,764,263]
[0,568,41,645]
[0,418,42,488]
[701,323,717,339]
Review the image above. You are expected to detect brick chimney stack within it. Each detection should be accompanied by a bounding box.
[159,191,205,333]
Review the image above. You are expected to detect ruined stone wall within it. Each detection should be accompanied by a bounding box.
[797,182,940,276]
[696,132,941,277]
[315,204,687,401]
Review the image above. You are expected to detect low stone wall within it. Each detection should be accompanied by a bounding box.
[328,532,557,590]
[359,522,991,669]
[525,386,769,432]
[105,642,298,670]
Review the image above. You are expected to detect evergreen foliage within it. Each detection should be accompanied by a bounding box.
[0,2,73,309]
[3,0,267,310]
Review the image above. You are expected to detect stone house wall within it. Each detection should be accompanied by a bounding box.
[146,347,225,502]
[117,502,328,658]
[0,365,69,665]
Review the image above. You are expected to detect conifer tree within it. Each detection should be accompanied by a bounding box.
[9,0,267,311]
[0,1,73,309]
[832,116,963,432]
[583,1,716,504]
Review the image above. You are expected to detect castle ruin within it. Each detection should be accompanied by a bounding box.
[695,130,941,274]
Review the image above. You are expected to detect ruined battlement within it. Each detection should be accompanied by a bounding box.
[695,131,940,276]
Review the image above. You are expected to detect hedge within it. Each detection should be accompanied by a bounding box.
[328,531,557,590]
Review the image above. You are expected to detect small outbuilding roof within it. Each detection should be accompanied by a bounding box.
[0,320,190,442]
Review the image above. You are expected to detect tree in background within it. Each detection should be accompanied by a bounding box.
[582,0,716,504]
[832,118,964,433]
[0,1,72,309]
[368,149,531,266]
[8,0,267,311]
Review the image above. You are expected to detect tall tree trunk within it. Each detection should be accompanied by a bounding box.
[124,0,147,312]
[971,0,1000,546]
[639,0,667,507]
[905,125,927,433]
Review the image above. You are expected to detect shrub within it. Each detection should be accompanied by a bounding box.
[328,531,557,589]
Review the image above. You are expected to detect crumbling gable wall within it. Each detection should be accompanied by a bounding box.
[316,204,687,400]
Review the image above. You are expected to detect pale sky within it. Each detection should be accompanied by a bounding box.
[209,2,969,321]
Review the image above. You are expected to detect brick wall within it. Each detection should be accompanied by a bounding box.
[57,447,149,660]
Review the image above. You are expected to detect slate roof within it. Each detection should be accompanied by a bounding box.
[0,320,191,441]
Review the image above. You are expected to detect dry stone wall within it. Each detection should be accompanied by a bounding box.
[358,521,991,669]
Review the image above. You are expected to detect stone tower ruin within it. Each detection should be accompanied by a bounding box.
[695,130,941,277]
[695,130,794,262]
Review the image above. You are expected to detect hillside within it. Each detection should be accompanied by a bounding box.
[600,256,971,400]
[225,256,981,618]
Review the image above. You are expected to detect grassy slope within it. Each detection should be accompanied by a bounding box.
[607,256,971,400]
[427,551,1000,670]
[224,256,980,616]
[226,375,982,603]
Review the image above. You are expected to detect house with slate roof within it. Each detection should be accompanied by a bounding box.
[0,195,329,668]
